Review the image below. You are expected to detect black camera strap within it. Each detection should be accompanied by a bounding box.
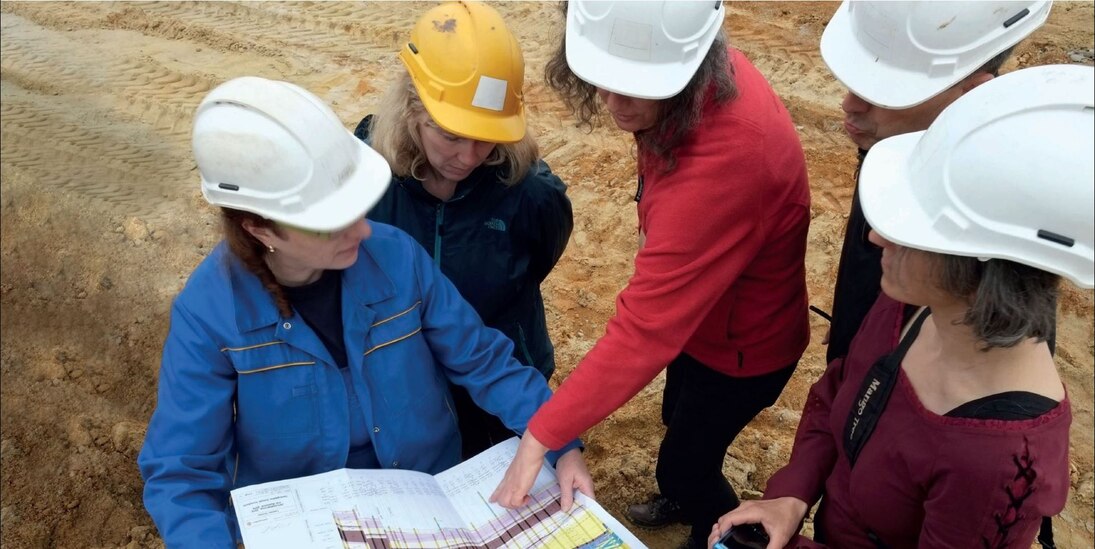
[843,307,930,468]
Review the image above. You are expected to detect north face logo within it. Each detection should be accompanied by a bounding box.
[484,218,506,232]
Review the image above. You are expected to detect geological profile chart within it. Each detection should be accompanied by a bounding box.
[332,483,630,548]
[232,439,646,549]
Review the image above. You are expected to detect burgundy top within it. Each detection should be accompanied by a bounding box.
[765,295,1071,548]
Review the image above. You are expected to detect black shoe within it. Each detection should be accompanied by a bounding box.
[625,494,684,529]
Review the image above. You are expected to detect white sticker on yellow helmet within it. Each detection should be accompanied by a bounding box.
[471,75,507,112]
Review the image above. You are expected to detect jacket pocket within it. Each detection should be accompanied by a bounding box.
[363,301,424,358]
[361,302,448,428]
[226,342,319,436]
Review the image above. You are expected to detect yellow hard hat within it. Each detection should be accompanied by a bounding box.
[400,1,526,144]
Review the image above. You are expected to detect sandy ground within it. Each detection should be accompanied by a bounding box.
[1,2,1092,548]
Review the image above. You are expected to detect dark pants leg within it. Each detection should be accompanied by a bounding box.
[655,354,797,547]
[449,382,520,460]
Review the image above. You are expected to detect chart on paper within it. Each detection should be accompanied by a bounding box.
[232,438,647,549]
[331,483,633,548]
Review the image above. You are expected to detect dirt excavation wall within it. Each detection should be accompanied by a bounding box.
[1,2,1092,548]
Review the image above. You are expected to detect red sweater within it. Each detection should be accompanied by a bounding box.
[765,295,1071,548]
[530,48,811,449]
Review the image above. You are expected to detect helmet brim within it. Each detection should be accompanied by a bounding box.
[416,84,526,144]
[858,131,943,251]
[860,131,1008,257]
[860,131,1095,289]
[272,133,392,232]
[564,13,709,100]
[820,4,957,109]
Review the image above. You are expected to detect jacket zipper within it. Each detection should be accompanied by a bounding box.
[433,203,444,267]
[516,322,535,367]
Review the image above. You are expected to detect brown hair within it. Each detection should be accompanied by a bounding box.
[221,208,292,318]
[933,254,1058,350]
[977,45,1017,77]
[369,71,539,185]
[544,3,736,172]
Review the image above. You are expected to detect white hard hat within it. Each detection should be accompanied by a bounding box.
[193,76,391,231]
[565,0,725,100]
[860,65,1094,289]
[821,1,1052,109]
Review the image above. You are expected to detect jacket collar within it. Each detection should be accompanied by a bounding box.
[395,165,493,204]
[225,249,281,333]
[342,239,396,309]
[226,241,396,334]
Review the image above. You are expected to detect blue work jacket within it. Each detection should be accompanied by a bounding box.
[138,222,579,548]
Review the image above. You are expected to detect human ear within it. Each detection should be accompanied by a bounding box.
[241,219,278,247]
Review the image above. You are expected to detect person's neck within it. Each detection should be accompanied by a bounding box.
[904,300,1061,413]
[422,171,459,201]
[264,255,323,287]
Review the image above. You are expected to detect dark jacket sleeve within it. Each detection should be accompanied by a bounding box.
[353,115,374,142]
[402,229,582,461]
[516,160,573,284]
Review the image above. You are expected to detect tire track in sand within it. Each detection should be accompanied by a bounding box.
[1,86,195,224]
[1,14,206,222]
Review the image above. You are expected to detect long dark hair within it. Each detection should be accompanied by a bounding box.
[221,208,293,318]
[544,2,736,171]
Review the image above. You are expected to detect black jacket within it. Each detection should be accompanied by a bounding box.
[826,150,880,363]
[356,116,573,378]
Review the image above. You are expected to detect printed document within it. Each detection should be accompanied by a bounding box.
[232,438,647,548]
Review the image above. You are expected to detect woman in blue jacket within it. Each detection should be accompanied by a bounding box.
[358,1,574,459]
[137,76,591,549]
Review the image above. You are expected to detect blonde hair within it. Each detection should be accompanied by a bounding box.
[370,71,539,186]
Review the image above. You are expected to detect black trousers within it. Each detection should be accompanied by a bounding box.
[656,353,796,547]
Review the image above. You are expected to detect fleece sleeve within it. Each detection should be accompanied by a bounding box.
[528,126,772,449]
